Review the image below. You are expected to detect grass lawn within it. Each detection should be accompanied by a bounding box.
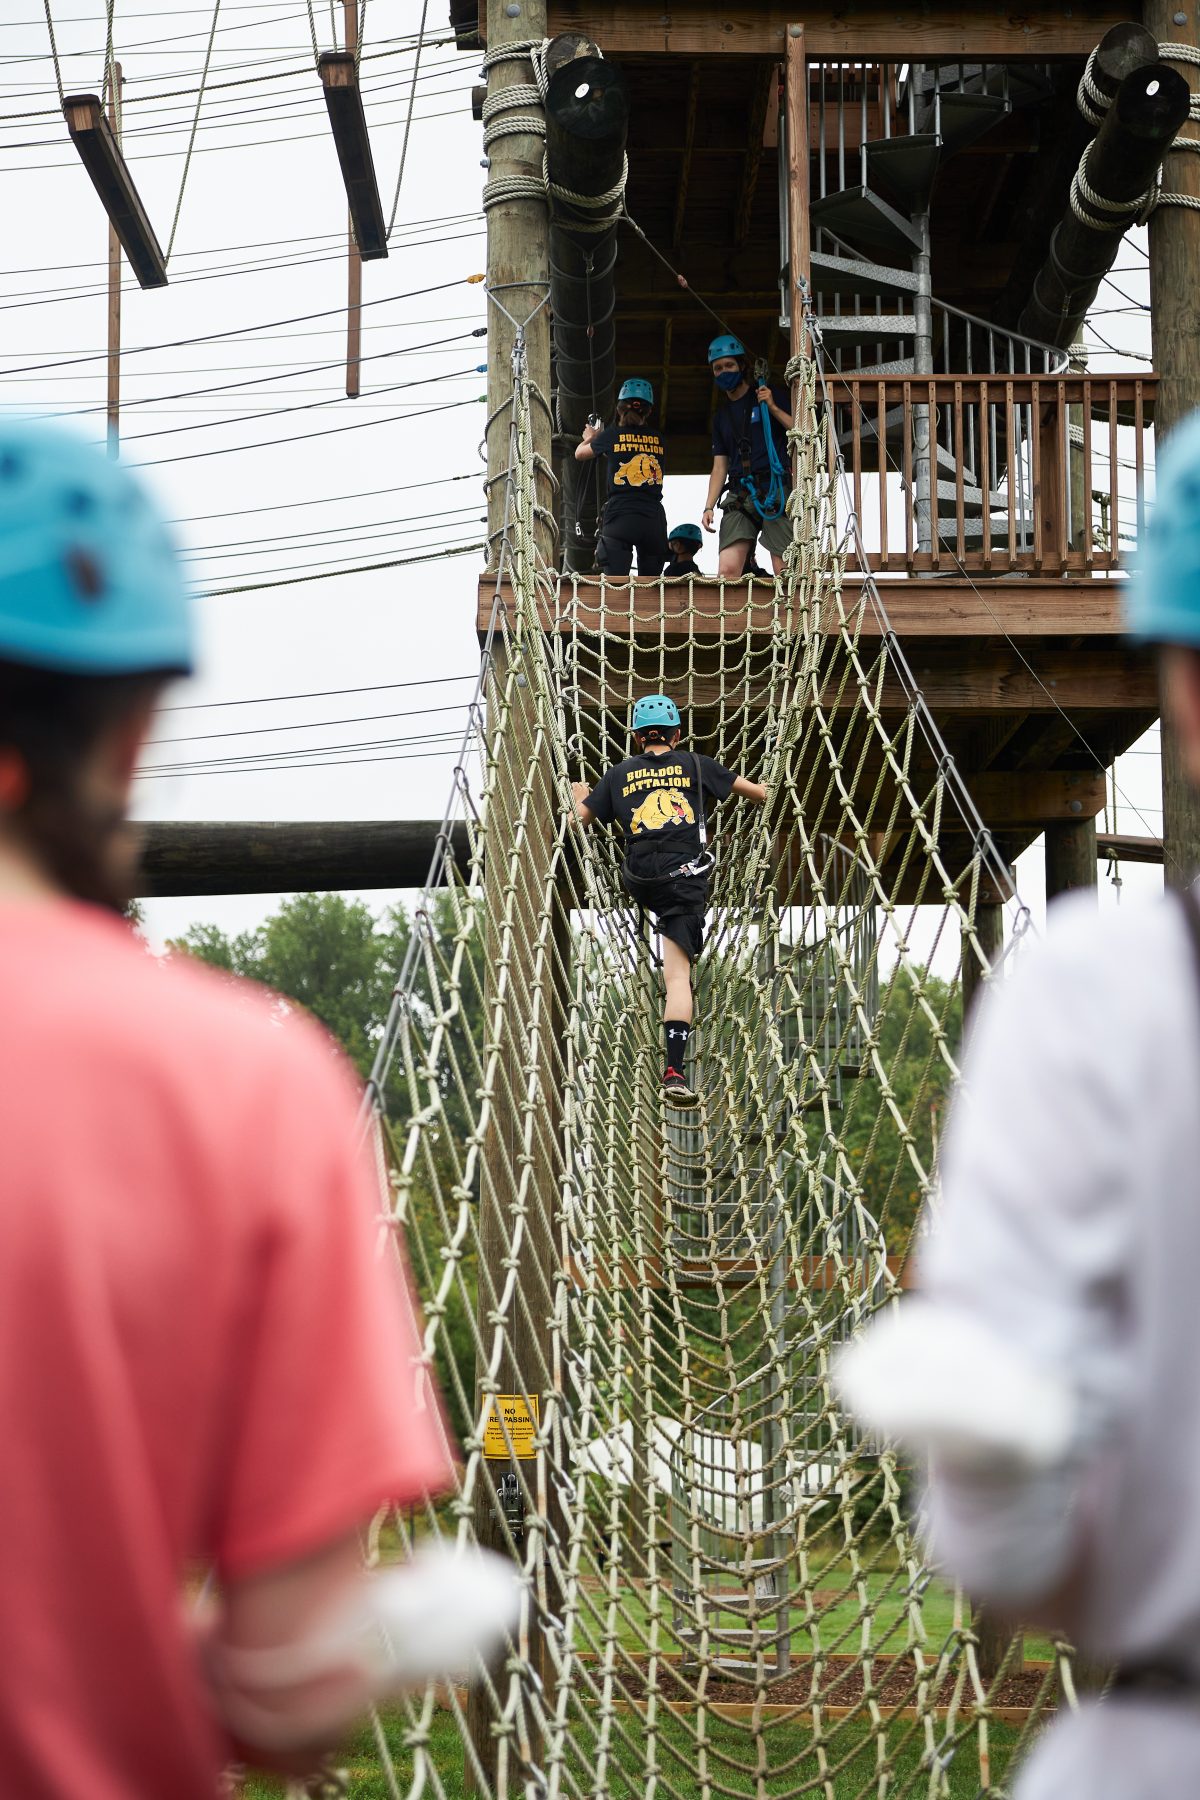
[243,1706,1025,1797]
[572,1559,1053,1667]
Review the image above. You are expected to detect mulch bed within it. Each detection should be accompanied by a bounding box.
[603,1654,1054,1712]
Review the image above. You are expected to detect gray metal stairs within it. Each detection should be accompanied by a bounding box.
[802,58,1066,553]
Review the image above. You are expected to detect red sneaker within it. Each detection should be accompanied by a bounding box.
[662,1067,699,1107]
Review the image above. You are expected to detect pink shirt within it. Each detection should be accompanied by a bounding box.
[0,901,455,1799]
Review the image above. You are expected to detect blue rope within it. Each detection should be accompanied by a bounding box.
[740,390,788,524]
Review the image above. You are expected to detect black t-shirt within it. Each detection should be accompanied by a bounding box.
[590,424,666,512]
[585,750,736,874]
[663,554,701,576]
[712,385,791,488]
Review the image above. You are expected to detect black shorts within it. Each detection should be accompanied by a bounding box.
[622,865,709,961]
[596,506,669,577]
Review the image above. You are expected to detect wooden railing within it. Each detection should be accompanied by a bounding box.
[824,374,1155,577]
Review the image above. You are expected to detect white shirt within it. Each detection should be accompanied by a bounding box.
[923,889,1200,1796]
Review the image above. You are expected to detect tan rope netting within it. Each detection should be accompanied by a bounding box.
[329,335,1073,1800]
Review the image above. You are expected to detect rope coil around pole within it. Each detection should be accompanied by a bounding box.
[1076,48,1111,128]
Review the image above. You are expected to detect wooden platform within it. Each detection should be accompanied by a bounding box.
[479,572,1155,901]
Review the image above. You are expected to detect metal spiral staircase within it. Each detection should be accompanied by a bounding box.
[802,61,1070,557]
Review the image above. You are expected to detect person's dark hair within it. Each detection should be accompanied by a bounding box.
[635,726,679,748]
[0,658,164,911]
[616,400,652,428]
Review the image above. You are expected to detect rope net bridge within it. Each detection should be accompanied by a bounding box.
[338,333,1064,1800]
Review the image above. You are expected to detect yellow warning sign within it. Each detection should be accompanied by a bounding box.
[482,1392,540,1459]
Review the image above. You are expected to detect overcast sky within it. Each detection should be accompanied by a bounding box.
[0,5,1164,951]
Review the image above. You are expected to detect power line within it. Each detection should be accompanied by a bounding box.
[148,698,475,747]
[131,390,483,468]
[160,671,479,712]
[119,361,485,444]
[197,539,483,593]
[165,469,477,526]
[32,326,482,420]
[0,276,481,378]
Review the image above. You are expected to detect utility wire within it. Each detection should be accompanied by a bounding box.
[160,671,479,712]
[131,391,483,468]
[148,698,474,747]
[120,362,485,444]
[197,540,483,594]
[0,276,479,378]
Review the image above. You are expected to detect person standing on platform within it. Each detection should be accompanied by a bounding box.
[835,411,1200,1797]
[663,523,704,578]
[0,419,514,1799]
[571,693,766,1108]
[576,378,669,580]
[701,336,794,578]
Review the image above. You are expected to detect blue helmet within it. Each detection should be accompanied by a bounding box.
[618,377,654,407]
[707,334,746,365]
[1127,408,1200,647]
[0,418,192,676]
[632,693,681,732]
[668,523,703,547]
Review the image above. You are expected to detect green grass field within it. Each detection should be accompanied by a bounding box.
[244,1706,1025,1798]
[240,1552,1044,1797]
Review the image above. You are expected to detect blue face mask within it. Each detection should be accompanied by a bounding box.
[714,369,742,391]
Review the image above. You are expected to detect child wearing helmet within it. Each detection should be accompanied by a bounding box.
[663,523,704,579]
[571,695,767,1106]
[576,378,670,579]
[0,419,514,1792]
[702,336,795,578]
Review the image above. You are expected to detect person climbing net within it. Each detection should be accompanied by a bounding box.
[571,692,767,1106]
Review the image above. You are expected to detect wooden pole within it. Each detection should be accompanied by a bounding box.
[1145,0,1200,888]
[785,23,809,364]
[1018,60,1189,351]
[106,62,123,456]
[960,900,1002,1027]
[1045,817,1099,903]
[483,0,553,568]
[960,904,1025,1680]
[468,9,556,1784]
[133,818,471,897]
[544,43,627,571]
[344,0,362,398]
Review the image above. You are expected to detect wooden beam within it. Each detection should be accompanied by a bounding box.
[734,60,777,248]
[671,62,701,255]
[1097,831,1164,865]
[63,93,167,289]
[541,2,1126,58]
[965,769,1105,826]
[318,53,388,259]
[1045,816,1099,901]
[785,23,809,361]
[480,575,1136,640]
[135,820,470,897]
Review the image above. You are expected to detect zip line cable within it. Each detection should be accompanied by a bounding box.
[164,0,223,261]
[386,0,426,239]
